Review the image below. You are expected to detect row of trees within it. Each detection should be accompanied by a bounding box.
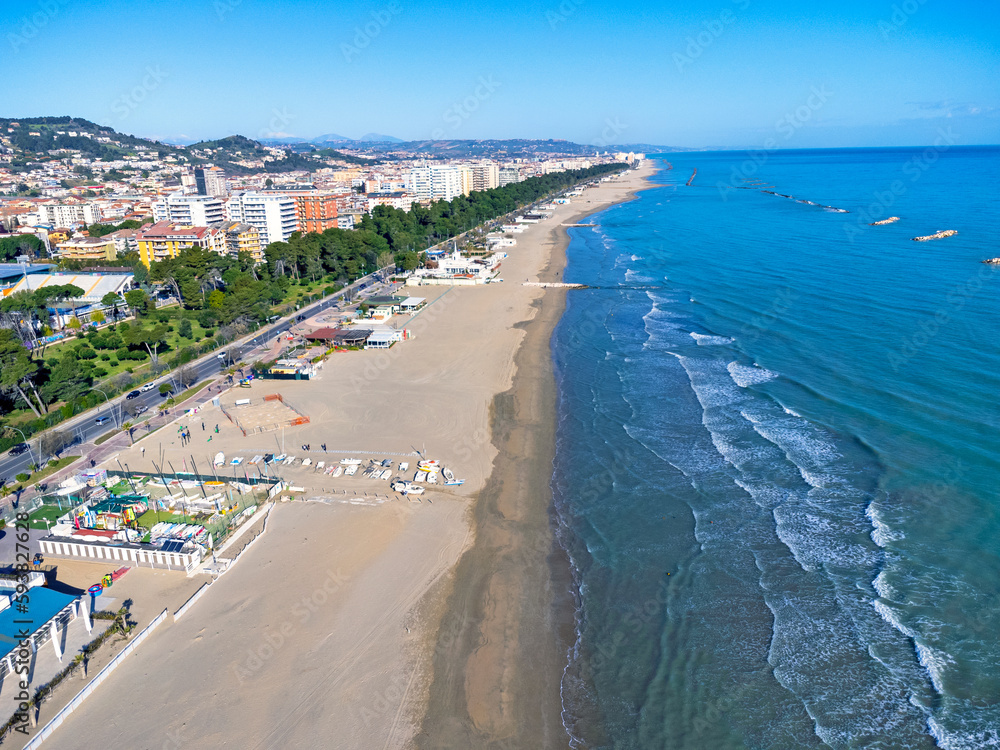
[357,163,623,255]
[0,163,623,454]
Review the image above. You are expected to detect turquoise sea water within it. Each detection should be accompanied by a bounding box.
[552,147,1000,749]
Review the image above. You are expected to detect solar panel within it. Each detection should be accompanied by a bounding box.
[161,540,185,553]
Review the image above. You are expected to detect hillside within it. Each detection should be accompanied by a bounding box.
[0,118,381,174]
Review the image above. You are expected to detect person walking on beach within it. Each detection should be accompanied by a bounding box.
[202,421,205,431]
[141,447,145,457]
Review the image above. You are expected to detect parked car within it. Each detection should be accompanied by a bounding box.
[140,382,157,392]
[125,390,141,400]
[8,443,29,456]
[95,416,111,426]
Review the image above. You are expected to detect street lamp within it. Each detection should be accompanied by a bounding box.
[8,427,37,470]
[93,388,119,429]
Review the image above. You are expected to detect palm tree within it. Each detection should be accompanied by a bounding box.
[122,421,135,445]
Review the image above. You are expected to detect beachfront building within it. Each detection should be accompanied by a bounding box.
[152,194,226,226]
[0,573,87,685]
[54,235,118,261]
[136,221,226,266]
[407,249,506,285]
[225,192,298,245]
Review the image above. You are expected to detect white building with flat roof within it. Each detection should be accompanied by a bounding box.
[152,194,226,225]
[225,192,298,245]
[407,165,464,202]
[37,202,102,226]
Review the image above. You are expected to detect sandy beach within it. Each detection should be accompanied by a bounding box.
[33,162,655,750]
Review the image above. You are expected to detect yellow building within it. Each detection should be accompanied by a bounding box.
[55,236,117,261]
[217,221,263,263]
[136,221,225,267]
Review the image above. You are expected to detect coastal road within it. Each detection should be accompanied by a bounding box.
[0,270,392,488]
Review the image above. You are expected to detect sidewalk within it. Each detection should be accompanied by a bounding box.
[15,377,234,507]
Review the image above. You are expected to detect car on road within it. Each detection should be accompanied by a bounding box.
[95,416,111,426]
[8,443,29,456]
[125,390,141,400]
[134,405,148,416]
[140,382,157,392]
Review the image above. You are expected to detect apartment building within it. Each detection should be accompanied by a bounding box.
[366,191,414,212]
[225,192,297,245]
[195,166,227,197]
[499,166,521,186]
[136,221,226,266]
[107,228,138,256]
[470,162,500,191]
[214,221,263,263]
[407,165,464,202]
[152,194,226,225]
[54,236,117,261]
[37,202,102,226]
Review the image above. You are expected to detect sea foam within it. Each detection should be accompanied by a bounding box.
[727,361,778,387]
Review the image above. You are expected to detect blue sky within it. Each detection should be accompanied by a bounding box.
[2,0,998,148]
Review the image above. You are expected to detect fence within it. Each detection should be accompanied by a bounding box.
[24,608,170,749]
[173,583,210,622]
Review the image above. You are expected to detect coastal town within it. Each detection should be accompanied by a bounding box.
[0,114,648,748]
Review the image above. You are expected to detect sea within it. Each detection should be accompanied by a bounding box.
[551,146,1000,749]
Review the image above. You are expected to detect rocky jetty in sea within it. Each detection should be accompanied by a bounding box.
[912,230,957,241]
[870,217,900,225]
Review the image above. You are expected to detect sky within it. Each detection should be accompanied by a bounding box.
[2,0,998,149]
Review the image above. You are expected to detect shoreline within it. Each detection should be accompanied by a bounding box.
[418,163,657,748]
[26,164,655,750]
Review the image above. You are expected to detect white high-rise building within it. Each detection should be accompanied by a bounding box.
[225,192,298,246]
[37,203,102,226]
[407,165,464,202]
[152,194,226,225]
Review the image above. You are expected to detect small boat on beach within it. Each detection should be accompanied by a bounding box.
[340,458,363,465]
[443,468,455,483]
[414,471,428,483]
[331,466,343,477]
[345,464,358,476]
